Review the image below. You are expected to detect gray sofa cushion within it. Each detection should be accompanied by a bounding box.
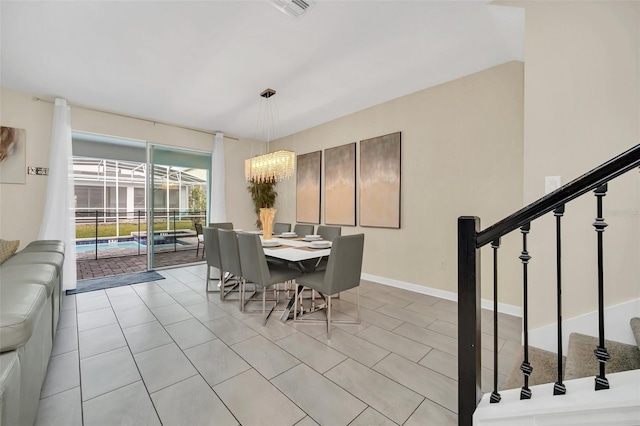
[0,351,21,426]
[0,264,57,297]
[2,251,63,275]
[0,283,46,352]
[22,240,65,255]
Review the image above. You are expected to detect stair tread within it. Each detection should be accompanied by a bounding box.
[564,332,640,380]
[631,317,640,350]
[501,346,565,391]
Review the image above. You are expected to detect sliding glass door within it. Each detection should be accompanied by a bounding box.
[148,145,211,269]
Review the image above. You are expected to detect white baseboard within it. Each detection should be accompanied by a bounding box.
[529,297,640,354]
[360,273,522,317]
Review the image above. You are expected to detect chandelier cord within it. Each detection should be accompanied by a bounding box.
[245,88,294,183]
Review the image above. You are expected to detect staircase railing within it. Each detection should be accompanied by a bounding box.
[458,144,640,425]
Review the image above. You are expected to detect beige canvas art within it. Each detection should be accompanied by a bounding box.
[325,142,356,226]
[296,151,321,224]
[0,126,26,184]
[360,132,401,228]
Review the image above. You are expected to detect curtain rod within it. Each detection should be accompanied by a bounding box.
[32,96,240,141]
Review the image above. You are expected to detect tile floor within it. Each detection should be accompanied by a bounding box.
[35,264,522,426]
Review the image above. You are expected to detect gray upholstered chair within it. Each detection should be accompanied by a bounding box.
[293,224,315,236]
[237,232,301,324]
[294,233,364,338]
[208,222,234,230]
[203,226,228,300]
[298,226,341,272]
[273,223,291,234]
[316,225,341,242]
[217,229,245,307]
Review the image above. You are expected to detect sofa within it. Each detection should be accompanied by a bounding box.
[0,240,64,426]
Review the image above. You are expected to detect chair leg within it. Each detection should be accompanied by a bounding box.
[356,286,360,322]
[206,265,211,292]
[294,287,299,321]
[327,295,332,339]
[219,268,226,302]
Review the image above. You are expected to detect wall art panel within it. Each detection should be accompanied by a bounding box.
[296,150,321,224]
[324,142,356,226]
[0,126,26,184]
[359,132,401,228]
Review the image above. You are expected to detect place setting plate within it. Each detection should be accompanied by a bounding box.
[262,240,282,248]
[309,241,331,249]
[279,232,297,238]
[303,235,322,242]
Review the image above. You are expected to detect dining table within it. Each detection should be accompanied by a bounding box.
[250,232,332,321]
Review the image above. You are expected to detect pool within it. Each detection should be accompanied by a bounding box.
[75,241,187,252]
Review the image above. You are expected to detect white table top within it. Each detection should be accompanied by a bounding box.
[261,236,331,262]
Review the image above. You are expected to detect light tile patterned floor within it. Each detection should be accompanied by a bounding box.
[35,264,521,426]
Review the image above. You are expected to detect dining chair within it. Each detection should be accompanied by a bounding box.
[203,226,232,300]
[316,225,341,242]
[307,225,342,271]
[273,223,291,234]
[217,229,245,306]
[237,232,301,325]
[208,222,234,230]
[294,233,364,338]
[293,224,315,236]
[194,223,204,259]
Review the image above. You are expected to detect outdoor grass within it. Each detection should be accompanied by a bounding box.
[76,220,195,239]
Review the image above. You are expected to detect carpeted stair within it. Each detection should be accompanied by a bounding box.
[631,317,640,348]
[501,346,565,390]
[564,332,640,380]
[502,317,640,390]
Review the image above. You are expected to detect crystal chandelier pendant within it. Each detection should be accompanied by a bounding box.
[245,89,295,183]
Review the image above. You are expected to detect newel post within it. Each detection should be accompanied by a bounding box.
[458,216,482,426]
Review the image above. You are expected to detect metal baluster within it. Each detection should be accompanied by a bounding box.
[554,205,567,396]
[490,238,501,404]
[137,210,141,256]
[173,210,177,252]
[95,210,99,260]
[519,223,532,400]
[593,184,611,390]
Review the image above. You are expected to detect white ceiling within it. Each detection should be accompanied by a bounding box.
[0,1,523,141]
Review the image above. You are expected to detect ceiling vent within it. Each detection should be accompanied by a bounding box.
[267,0,316,18]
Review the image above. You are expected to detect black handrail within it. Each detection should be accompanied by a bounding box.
[458,143,639,426]
[476,144,640,248]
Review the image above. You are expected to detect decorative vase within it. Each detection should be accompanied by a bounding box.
[260,208,277,240]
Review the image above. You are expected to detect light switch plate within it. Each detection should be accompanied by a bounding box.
[27,166,48,175]
[545,176,561,194]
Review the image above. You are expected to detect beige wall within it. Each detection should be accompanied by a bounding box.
[519,2,640,328]
[0,88,261,247]
[271,61,525,306]
[0,89,54,245]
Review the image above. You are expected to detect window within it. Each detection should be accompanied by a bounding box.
[74,185,104,210]
[134,188,145,210]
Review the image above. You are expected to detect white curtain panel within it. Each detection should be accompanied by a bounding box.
[39,98,77,290]
[209,132,226,223]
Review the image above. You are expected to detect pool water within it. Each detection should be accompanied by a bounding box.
[75,241,185,252]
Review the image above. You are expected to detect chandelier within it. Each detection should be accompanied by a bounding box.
[244,89,295,183]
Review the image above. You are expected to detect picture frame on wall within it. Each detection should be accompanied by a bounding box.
[0,126,26,184]
[359,132,401,228]
[324,142,356,226]
[296,150,321,224]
